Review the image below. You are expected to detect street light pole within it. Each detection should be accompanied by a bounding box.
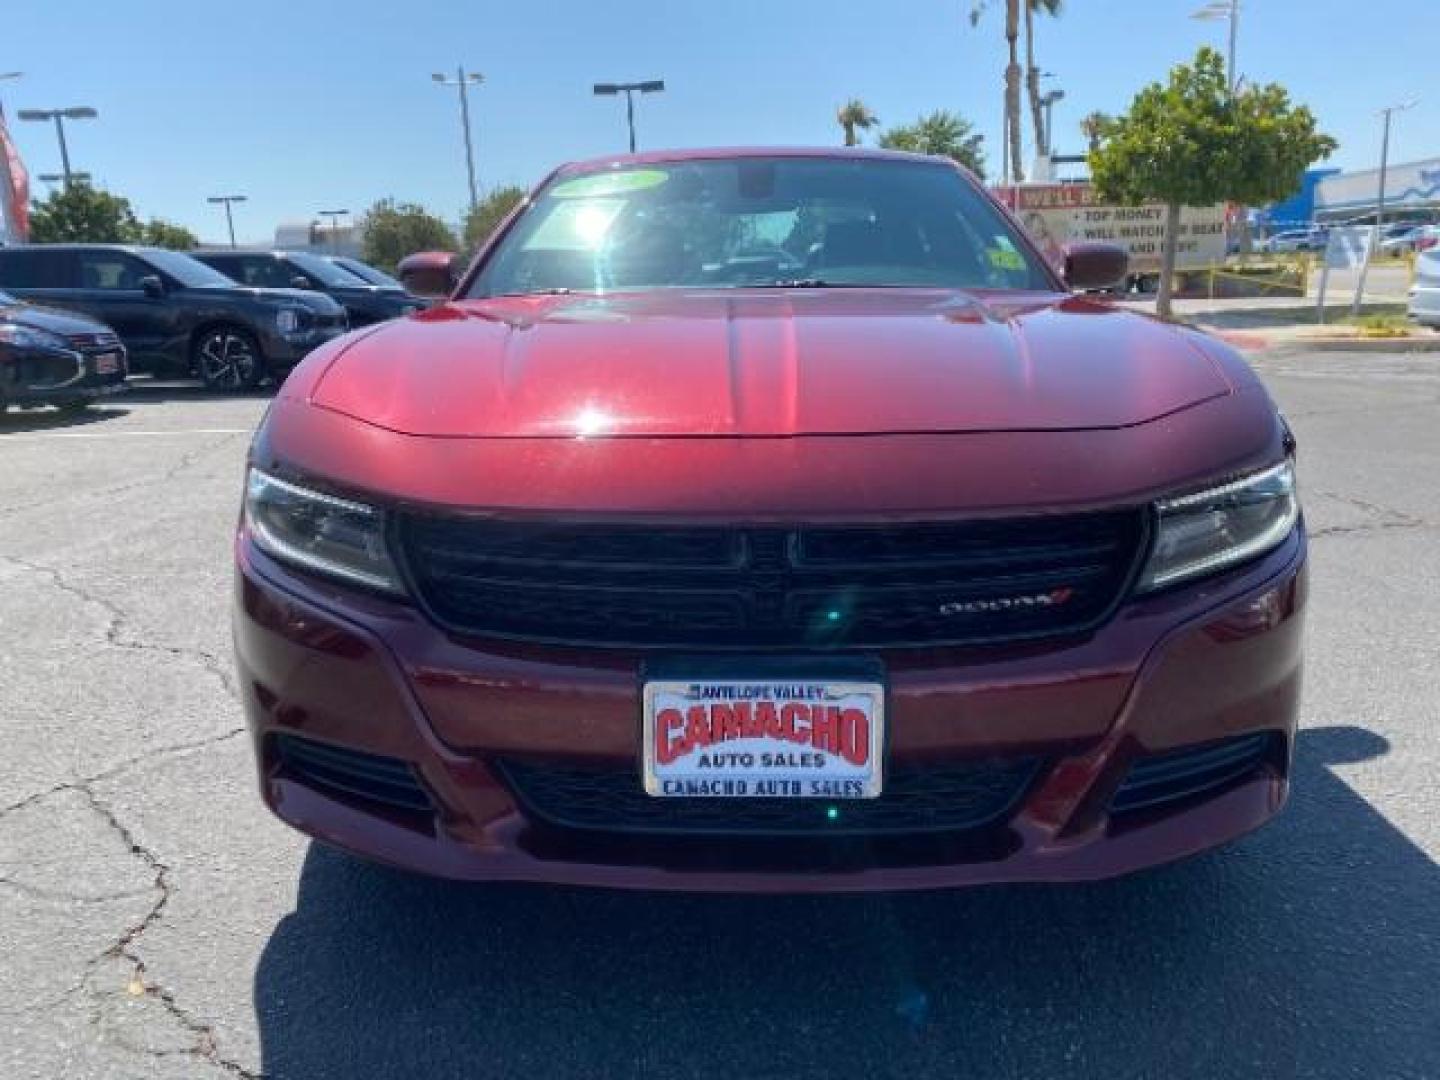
[592,80,665,153]
[432,67,484,212]
[207,195,248,248]
[318,209,350,254]
[1191,0,1240,95]
[16,106,98,189]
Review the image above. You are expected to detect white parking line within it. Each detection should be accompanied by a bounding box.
[0,428,253,441]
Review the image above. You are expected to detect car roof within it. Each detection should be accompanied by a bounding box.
[193,249,294,257]
[555,145,956,176]
[0,243,172,255]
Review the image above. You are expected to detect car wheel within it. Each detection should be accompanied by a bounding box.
[194,327,264,391]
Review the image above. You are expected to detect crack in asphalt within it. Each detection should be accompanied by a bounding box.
[0,552,240,701]
[1308,488,1437,540]
[0,549,257,1074]
[0,431,247,522]
[76,784,261,1079]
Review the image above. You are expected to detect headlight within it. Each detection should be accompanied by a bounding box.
[275,307,310,334]
[1137,461,1300,592]
[0,322,70,351]
[244,469,403,593]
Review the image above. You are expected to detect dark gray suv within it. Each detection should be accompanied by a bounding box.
[0,245,348,390]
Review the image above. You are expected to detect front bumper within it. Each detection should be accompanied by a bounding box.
[234,527,1307,892]
[1,346,128,405]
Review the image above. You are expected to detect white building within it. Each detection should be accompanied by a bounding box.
[1315,157,1440,223]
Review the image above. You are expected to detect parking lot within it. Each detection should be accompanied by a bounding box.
[2,352,1438,1079]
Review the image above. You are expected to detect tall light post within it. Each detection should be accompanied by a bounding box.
[1191,0,1240,95]
[1352,99,1418,314]
[318,209,350,254]
[432,67,483,213]
[592,80,665,153]
[16,106,98,189]
[207,194,248,248]
[1039,89,1065,156]
[38,172,91,186]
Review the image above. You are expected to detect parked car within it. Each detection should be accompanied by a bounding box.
[0,288,128,412]
[1379,225,1437,257]
[1409,247,1440,329]
[1262,229,1323,254]
[193,250,424,328]
[323,255,408,292]
[0,245,347,390]
[235,148,1305,891]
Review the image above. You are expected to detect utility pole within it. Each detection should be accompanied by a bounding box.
[1352,99,1418,315]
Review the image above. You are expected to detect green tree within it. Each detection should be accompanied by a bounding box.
[1089,48,1335,319]
[29,182,141,243]
[1024,0,1063,159]
[360,199,458,272]
[836,99,879,147]
[878,111,987,178]
[139,217,198,250]
[463,185,527,250]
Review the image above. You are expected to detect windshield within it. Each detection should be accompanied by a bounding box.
[287,252,368,287]
[143,249,239,288]
[333,257,404,289]
[470,156,1053,296]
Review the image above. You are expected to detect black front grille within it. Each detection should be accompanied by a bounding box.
[4,351,81,391]
[1110,732,1275,814]
[274,735,432,813]
[396,511,1146,650]
[494,757,1040,837]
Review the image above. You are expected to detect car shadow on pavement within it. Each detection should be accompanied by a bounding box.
[0,404,130,432]
[252,726,1439,1079]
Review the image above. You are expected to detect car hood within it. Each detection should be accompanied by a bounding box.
[188,285,342,312]
[309,289,1233,438]
[0,300,113,337]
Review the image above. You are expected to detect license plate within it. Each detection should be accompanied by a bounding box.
[94,351,121,375]
[643,678,884,799]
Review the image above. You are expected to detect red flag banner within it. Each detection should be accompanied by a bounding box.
[0,106,30,243]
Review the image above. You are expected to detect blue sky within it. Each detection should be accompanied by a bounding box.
[5,0,1437,245]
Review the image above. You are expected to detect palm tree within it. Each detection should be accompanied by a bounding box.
[1079,110,1111,153]
[878,111,987,178]
[1024,0,1063,161]
[836,100,879,147]
[970,1,1025,183]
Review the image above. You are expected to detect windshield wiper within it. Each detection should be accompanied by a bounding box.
[488,287,576,298]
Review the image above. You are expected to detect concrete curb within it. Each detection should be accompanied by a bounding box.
[1210,330,1440,355]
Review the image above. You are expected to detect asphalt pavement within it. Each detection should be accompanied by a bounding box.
[2,355,1438,1079]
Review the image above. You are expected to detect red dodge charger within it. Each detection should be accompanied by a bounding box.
[234,148,1305,891]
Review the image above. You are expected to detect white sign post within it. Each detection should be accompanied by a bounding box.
[1317,226,1374,324]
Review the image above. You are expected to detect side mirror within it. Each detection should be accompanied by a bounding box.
[140,275,165,299]
[290,275,314,290]
[1062,242,1129,291]
[397,251,461,300]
